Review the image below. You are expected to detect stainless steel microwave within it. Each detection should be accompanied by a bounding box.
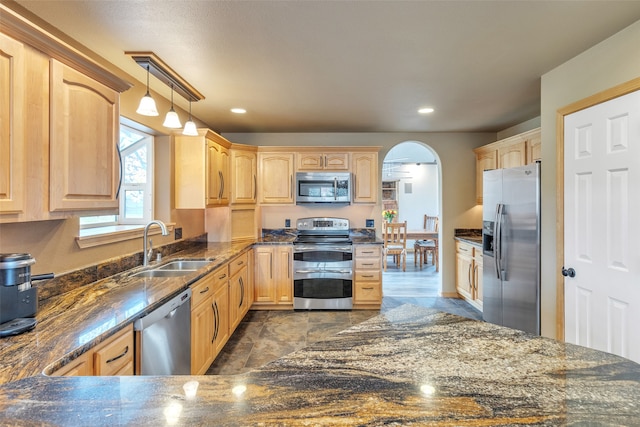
[295,172,352,204]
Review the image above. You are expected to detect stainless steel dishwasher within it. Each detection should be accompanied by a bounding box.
[134,288,191,375]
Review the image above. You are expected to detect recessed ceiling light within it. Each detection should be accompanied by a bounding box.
[231,108,246,114]
[418,107,434,114]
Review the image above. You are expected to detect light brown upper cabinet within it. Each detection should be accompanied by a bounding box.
[49,60,120,212]
[351,151,378,204]
[257,151,295,204]
[0,33,25,217]
[230,145,257,204]
[1,9,131,222]
[296,152,349,171]
[473,128,540,204]
[174,129,231,208]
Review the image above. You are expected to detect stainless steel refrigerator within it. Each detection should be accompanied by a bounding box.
[482,162,541,335]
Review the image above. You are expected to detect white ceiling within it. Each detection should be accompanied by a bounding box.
[12,0,640,133]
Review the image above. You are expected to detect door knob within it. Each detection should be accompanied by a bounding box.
[561,266,576,278]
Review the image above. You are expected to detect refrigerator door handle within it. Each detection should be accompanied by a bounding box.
[494,203,504,280]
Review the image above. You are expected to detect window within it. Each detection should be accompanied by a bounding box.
[80,124,154,229]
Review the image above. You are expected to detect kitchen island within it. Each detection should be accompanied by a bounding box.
[1,304,639,425]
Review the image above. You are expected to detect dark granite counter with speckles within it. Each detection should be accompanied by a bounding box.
[0,241,255,384]
[1,304,639,425]
[455,228,483,246]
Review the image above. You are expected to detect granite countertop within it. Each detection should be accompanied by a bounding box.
[455,228,482,246]
[1,304,638,425]
[0,232,378,385]
[0,241,254,384]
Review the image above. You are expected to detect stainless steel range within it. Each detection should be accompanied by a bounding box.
[293,217,353,310]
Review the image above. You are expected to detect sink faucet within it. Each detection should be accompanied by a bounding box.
[143,220,169,266]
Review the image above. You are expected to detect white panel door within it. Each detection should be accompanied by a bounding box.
[564,89,640,363]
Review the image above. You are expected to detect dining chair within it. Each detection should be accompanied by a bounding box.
[383,221,407,272]
[414,215,439,271]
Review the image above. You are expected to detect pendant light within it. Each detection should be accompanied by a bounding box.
[136,65,159,116]
[162,84,182,128]
[182,99,198,136]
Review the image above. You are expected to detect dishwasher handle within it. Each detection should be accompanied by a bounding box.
[134,289,192,330]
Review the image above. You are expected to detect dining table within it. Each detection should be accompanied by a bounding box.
[407,229,439,271]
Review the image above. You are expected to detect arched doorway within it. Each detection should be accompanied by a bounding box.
[381,141,441,297]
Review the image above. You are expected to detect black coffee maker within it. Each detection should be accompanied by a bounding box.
[0,253,53,337]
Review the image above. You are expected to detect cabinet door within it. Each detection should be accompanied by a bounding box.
[253,246,277,304]
[297,152,349,170]
[93,325,134,376]
[352,152,378,203]
[0,34,25,216]
[212,283,229,356]
[474,254,483,308]
[231,149,257,204]
[526,129,541,164]
[275,246,293,304]
[206,141,230,206]
[229,266,248,331]
[497,141,526,169]
[455,247,473,300]
[258,153,294,204]
[475,149,496,204]
[49,60,119,212]
[191,295,214,375]
[50,352,93,376]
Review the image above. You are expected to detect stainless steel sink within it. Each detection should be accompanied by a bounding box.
[132,269,194,278]
[131,259,213,279]
[156,260,212,271]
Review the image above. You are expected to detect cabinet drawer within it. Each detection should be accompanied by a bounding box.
[354,282,381,302]
[355,270,381,282]
[456,241,473,255]
[355,245,382,258]
[93,325,134,376]
[191,273,215,308]
[212,265,229,289]
[355,258,380,270]
[230,252,248,277]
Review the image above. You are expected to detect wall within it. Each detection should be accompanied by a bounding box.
[540,19,640,338]
[224,132,494,296]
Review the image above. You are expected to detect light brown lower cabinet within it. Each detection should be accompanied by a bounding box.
[50,325,134,376]
[353,245,382,308]
[252,245,293,308]
[191,265,230,375]
[229,251,252,331]
[455,241,483,311]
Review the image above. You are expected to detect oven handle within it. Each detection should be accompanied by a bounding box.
[295,269,353,275]
[294,246,352,252]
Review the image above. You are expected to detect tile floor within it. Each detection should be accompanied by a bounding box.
[206,252,482,375]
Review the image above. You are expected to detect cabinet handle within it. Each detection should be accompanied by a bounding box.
[239,277,244,307]
[115,145,123,199]
[362,251,374,254]
[290,175,293,199]
[236,260,244,266]
[106,345,129,364]
[362,287,374,290]
[218,273,227,280]
[212,301,219,343]
[362,263,374,266]
[467,264,472,289]
[218,171,224,199]
[199,286,210,294]
[253,175,257,200]
[361,274,374,278]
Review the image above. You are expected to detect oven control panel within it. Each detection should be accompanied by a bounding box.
[296,217,350,231]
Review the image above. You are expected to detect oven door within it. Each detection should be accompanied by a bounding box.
[293,244,353,310]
